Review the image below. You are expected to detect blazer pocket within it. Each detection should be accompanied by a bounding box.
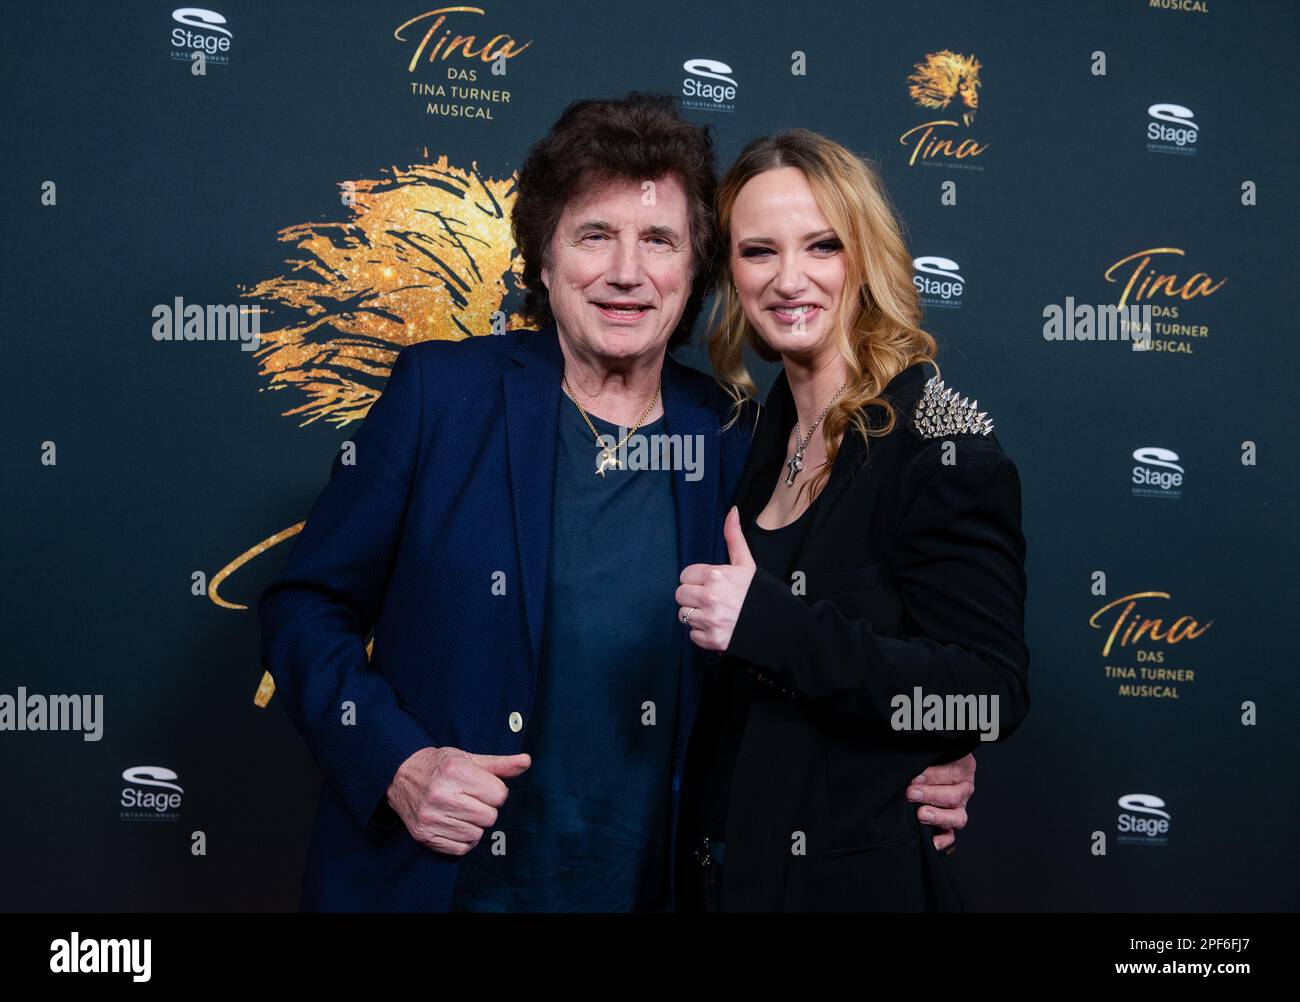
[817,828,918,859]
[787,831,928,911]
[807,564,880,597]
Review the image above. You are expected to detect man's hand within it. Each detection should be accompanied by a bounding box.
[386,746,531,856]
[907,753,976,853]
[677,506,757,651]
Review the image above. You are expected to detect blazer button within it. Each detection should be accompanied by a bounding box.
[508,711,523,733]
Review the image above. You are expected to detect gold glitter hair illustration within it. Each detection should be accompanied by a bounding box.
[240,154,525,428]
[907,50,982,127]
[220,154,525,705]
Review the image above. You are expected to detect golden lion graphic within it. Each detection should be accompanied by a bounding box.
[219,155,526,705]
[907,50,982,127]
[241,154,524,428]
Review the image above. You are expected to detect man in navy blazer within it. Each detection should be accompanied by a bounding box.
[259,93,973,912]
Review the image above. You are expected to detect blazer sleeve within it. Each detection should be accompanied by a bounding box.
[258,345,437,837]
[725,436,1030,745]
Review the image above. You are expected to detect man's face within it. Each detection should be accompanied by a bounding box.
[542,172,693,366]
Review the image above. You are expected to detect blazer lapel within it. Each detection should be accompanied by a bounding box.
[660,353,721,753]
[502,323,564,673]
[661,354,720,577]
[734,369,790,510]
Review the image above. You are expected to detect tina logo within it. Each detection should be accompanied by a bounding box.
[394,6,532,74]
[899,50,989,168]
[1089,591,1212,658]
[1102,246,1224,356]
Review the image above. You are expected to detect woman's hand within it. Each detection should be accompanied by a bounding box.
[677,506,757,651]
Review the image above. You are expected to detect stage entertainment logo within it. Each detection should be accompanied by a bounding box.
[913,256,964,310]
[679,58,737,114]
[119,766,184,822]
[1147,103,1199,156]
[1131,447,1184,500]
[168,7,232,68]
[1117,793,1171,846]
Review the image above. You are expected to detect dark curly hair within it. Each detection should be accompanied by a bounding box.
[512,92,718,349]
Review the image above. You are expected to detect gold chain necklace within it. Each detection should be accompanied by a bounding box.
[562,372,662,477]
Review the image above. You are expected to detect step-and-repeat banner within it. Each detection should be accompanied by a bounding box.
[3,0,1296,910]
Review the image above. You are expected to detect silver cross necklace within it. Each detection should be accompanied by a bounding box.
[785,378,848,487]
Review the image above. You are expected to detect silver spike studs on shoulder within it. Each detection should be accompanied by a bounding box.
[910,376,995,439]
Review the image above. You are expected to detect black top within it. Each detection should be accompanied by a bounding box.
[695,467,820,841]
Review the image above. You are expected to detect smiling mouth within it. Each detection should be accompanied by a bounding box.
[594,302,652,321]
[769,303,820,325]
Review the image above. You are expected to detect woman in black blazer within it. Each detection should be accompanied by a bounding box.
[674,130,1029,912]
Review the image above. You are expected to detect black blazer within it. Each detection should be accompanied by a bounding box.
[678,360,1030,912]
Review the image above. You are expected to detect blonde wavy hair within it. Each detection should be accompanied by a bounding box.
[708,129,939,506]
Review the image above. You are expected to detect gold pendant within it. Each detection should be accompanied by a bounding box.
[596,446,621,477]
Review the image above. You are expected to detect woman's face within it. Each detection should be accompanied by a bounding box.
[728,166,847,363]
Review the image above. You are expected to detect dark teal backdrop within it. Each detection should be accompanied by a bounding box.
[2,0,1297,911]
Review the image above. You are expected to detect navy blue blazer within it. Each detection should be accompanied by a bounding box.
[258,323,753,911]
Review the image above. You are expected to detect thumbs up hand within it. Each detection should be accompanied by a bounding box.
[676,506,758,652]
[387,746,531,857]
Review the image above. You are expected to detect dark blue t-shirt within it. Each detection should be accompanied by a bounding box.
[449,398,681,912]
